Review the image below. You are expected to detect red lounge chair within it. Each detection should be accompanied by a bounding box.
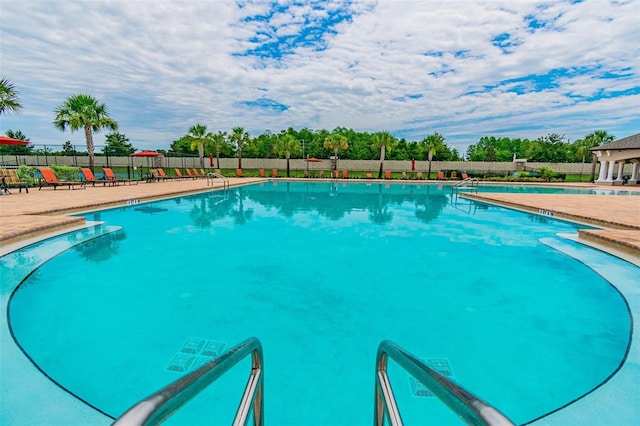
[103,168,139,185]
[259,169,266,178]
[385,170,391,179]
[333,170,339,178]
[192,168,203,178]
[185,169,195,178]
[462,173,469,179]
[437,171,445,180]
[38,167,86,190]
[342,170,348,179]
[271,169,279,177]
[236,168,243,177]
[366,173,373,179]
[174,168,187,179]
[81,168,110,187]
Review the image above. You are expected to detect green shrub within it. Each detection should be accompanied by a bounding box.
[50,165,81,181]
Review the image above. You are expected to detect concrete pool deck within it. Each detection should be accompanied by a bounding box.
[0,178,638,425]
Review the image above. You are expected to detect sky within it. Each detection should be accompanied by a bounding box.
[1,0,639,154]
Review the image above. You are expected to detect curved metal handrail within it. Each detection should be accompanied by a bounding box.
[113,338,263,426]
[207,172,230,189]
[374,340,514,426]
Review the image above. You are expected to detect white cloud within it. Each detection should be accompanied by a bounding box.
[1,0,638,153]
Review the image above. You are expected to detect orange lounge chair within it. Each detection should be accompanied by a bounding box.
[437,171,445,180]
[332,170,339,178]
[366,172,373,179]
[236,168,243,177]
[385,170,391,179]
[342,170,348,179]
[462,172,469,179]
[81,168,110,187]
[185,169,195,178]
[271,169,279,177]
[38,167,86,190]
[174,168,187,179]
[259,169,266,178]
[103,168,138,185]
[192,168,204,178]
[157,168,178,180]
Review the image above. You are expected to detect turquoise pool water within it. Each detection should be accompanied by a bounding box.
[6,182,633,425]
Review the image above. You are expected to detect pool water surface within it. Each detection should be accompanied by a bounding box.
[7,182,633,425]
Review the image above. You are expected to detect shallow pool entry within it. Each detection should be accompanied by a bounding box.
[7,182,633,425]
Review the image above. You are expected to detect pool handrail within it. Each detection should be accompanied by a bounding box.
[207,172,229,189]
[113,337,263,426]
[374,340,514,426]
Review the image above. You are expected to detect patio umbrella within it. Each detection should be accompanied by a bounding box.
[130,150,164,172]
[304,157,322,171]
[0,136,29,145]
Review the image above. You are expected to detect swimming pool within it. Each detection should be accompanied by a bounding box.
[5,182,634,425]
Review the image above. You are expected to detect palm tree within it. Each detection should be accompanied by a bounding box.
[273,133,302,177]
[371,131,398,179]
[585,130,615,182]
[418,132,445,179]
[209,131,227,169]
[323,133,349,171]
[229,127,250,169]
[185,123,213,170]
[53,94,118,171]
[0,78,23,115]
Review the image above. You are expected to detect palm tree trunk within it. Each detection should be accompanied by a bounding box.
[238,146,243,169]
[84,124,95,171]
[427,159,432,180]
[199,145,205,170]
[286,153,291,177]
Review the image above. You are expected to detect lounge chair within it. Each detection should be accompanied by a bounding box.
[462,172,469,179]
[318,171,325,178]
[236,168,243,177]
[416,171,423,180]
[1,168,29,193]
[185,169,195,178]
[174,168,188,180]
[80,168,111,187]
[342,170,348,179]
[333,170,339,178]
[450,171,458,180]
[366,172,373,179]
[385,171,391,179]
[437,171,445,180]
[157,168,178,180]
[103,168,139,185]
[38,167,86,190]
[402,171,408,180]
[259,169,266,178]
[271,169,279,177]
[192,168,204,178]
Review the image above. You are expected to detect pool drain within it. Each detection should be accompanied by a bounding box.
[165,337,228,373]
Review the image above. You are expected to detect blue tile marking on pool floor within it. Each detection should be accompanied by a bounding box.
[407,358,455,397]
[165,337,227,373]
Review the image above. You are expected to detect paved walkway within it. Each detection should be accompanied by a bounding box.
[0,179,639,264]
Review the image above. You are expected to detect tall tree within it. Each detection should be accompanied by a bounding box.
[585,130,615,182]
[230,127,250,169]
[273,133,302,177]
[418,132,445,179]
[53,94,118,171]
[1,129,32,155]
[371,131,398,178]
[0,78,22,115]
[185,123,213,170]
[323,133,349,171]
[103,131,136,156]
[209,131,228,168]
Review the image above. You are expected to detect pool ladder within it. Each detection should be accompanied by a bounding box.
[207,172,229,189]
[451,177,480,195]
[113,338,513,426]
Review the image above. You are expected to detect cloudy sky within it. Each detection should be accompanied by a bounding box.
[1,0,638,154]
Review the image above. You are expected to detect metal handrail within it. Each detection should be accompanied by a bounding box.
[374,340,514,426]
[113,338,263,426]
[207,172,229,189]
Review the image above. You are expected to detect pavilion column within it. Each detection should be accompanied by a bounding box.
[597,159,608,181]
[606,161,616,181]
[616,162,625,182]
[630,160,639,182]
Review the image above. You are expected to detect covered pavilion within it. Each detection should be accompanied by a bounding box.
[591,132,640,185]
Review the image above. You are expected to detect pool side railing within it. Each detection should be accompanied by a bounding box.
[375,340,514,426]
[112,337,263,426]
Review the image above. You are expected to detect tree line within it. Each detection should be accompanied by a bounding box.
[0,80,617,175]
